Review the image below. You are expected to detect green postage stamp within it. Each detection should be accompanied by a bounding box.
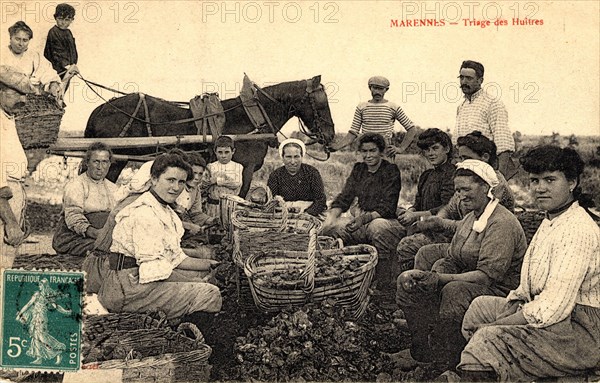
[0,269,84,372]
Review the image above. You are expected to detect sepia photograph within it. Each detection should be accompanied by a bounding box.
[1,1,598,382]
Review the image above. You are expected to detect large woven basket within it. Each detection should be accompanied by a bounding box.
[244,244,378,319]
[231,206,323,266]
[230,204,325,308]
[82,323,212,382]
[12,93,63,149]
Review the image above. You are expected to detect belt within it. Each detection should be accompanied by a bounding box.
[107,252,138,271]
[207,197,220,205]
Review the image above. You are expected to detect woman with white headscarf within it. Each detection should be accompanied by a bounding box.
[458,146,600,382]
[393,159,527,370]
[267,138,327,217]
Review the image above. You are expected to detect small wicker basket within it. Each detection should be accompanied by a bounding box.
[82,322,212,382]
[515,208,546,244]
[11,253,84,271]
[244,244,378,319]
[12,93,63,149]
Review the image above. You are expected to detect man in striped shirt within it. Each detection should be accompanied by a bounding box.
[330,76,419,156]
[455,60,519,180]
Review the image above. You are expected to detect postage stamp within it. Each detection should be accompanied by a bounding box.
[0,269,84,372]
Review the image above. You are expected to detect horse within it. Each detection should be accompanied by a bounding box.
[84,75,335,197]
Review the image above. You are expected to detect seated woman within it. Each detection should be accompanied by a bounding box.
[397,131,515,272]
[397,128,456,226]
[97,153,222,326]
[1,21,62,104]
[323,133,405,292]
[395,159,527,369]
[267,138,327,217]
[52,142,117,257]
[458,146,600,382]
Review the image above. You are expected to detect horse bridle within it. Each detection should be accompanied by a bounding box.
[290,80,334,150]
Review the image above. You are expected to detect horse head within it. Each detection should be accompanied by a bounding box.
[289,75,335,147]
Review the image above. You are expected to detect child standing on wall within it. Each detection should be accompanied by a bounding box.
[44,3,79,92]
[201,136,244,220]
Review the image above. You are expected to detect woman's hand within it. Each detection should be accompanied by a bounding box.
[398,210,420,226]
[85,226,99,239]
[184,222,202,235]
[48,82,63,103]
[413,216,444,232]
[385,145,401,157]
[4,223,26,246]
[397,270,439,293]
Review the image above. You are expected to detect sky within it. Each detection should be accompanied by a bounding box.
[1,0,598,138]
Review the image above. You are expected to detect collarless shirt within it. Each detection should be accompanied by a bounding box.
[507,202,600,327]
[455,89,514,153]
[267,163,327,216]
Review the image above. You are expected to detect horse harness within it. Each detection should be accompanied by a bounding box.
[81,74,328,146]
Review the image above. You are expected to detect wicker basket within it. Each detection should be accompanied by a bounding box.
[12,93,63,149]
[82,323,212,382]
[234,235,343,310]
[11,253,84,270]
[230,205,325,308]
[515,208,546,244]
[231,207,323,266]
[244,244,378,319]
[83,311,168,357]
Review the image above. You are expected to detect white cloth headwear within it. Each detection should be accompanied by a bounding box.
[129,160,154,193]
[456,159,500,233]
[278,138,306,158]
[456,159,499,199]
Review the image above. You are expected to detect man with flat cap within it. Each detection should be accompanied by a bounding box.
[330,76,420,156]
[456,60,519,180]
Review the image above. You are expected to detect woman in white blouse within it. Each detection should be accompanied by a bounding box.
[97,153,222,327]
[1,21,62,104]
[458,145,600,381]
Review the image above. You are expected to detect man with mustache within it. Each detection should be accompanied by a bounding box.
[455,60,519,180]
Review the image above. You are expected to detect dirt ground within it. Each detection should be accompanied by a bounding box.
[14,203,448,382]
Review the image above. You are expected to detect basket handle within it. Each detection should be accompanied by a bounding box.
[177,322,205,344]
[299,226,318,294]
[230,196,289,231]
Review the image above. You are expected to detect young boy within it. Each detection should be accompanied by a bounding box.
[175,153,219,239]
[201,136,243,219]
[329,76,420,157]
[44,3,79,91]
[397,128,456,227]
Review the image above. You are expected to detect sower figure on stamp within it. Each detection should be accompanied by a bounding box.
[455,60,519,180]
[322,133,406,294]
[16,279,71,365]
[329,76,420,159]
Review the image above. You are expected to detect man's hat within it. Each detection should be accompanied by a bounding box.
[368,76,390,88]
